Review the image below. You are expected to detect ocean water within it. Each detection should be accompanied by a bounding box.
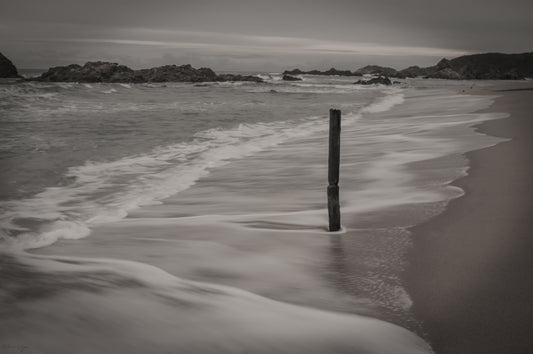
[0,74,506,353]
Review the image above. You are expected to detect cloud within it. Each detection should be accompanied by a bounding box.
[42,30,471,59]
[2,0,531,70]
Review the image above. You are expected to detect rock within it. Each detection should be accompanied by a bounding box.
[38,64,81,82]
[399,52,533,80]
[215,73,263,83]
[323,68,355,76]
[431,67,462,80]
[353,76,392,85]
[284,66,405,78]
[448,52,533,79]
[435,58,452,71]
[283,52,533,82]
[38,62,135,82]
[354,65,405,78]
[133,64,217,83]
[35,62,263,83]
[282,74,302,81]
[399,66,430,78]
[0,52,21,78]
[282,68,357,76]
[283,69,304,75]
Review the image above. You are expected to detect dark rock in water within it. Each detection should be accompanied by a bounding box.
[353,76,392,85]
[215,73,263,83]
[392,81,402,84]
[282,74,302,81]
[38,62,135,82]
[283,68,357,76]
[323,68,355,76]
[283,68,304,75]
[354,65,405,79]
[34,61,263,83]
[0,52,21,78]
[284,66,403,78]
[133,64,217,83]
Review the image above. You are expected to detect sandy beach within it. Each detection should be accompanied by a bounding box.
[405,82,533,353]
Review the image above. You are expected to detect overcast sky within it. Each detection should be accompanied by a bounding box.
[1,0,532,71]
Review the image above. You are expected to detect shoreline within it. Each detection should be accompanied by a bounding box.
[404,82,533,353]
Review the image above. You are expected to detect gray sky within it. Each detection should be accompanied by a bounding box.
[1,0,532,71]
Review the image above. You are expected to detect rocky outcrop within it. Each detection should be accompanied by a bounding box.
[0,52,21,78]
[443,52,533,79]
[284,52,533,81]
[215,73,263,83]
[284,66,405,78]
[399,53,533,79]
[398,66,429,78]
[38,62,134,82]
[283,68,357,76]
[32,52,533,83]
[353,76,392,85]
[282,74,302,81]
[132,64,217,82]
[283,69,304,75]
[35,62,263,83]
[354,65,405,78]
[322,68,355,76]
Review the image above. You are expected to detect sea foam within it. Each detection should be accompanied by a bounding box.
[0,91,397,250]
[4,254,431,353]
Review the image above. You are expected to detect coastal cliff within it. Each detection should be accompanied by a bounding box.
[0,52,21,78]
[399,53,533,79]
[285,52,533,80]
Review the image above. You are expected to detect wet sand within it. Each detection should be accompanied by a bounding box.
[405,83,533,353]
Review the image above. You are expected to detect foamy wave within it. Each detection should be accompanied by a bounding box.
[362,91,405,113]
[247,83,371,94]
[256,74,274,81]
[7,221,91,250]
[11,254,430,353]
[0,86,401,250]
[0,108,362,250]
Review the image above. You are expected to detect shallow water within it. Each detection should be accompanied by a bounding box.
[0,75,506,353]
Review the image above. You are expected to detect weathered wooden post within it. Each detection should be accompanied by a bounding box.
[328,109,341,231]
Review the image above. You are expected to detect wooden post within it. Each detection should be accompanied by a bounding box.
[328,109,341,231]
